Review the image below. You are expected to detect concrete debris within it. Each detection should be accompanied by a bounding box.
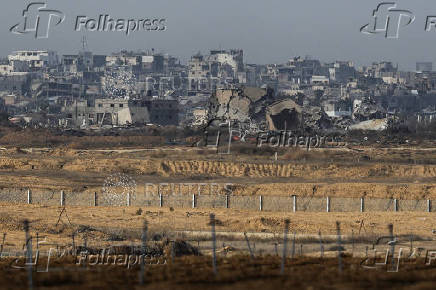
[349,118,388,131]
[208,87,272,128]
[353,98,386,122]
[209,88,334,132]
[265,99,302,131]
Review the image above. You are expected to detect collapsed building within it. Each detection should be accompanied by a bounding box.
[207,87,273,131]
[352,98,387,121]
[207,87,331,132]
[62,97,178,128]
[188,49,246,93]
[266,99,331,131]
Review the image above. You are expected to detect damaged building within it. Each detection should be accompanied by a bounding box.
[352,98,387,121]
[207,86,273,130]
[266,99,331,131]
[207,86,331,132]
[62,97,178,128]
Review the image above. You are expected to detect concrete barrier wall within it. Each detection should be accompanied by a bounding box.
[0,189,434,213]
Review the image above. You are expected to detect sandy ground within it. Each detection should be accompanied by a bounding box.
[0,146,436,262]
[0,146,436,199]
[0,203,435,248]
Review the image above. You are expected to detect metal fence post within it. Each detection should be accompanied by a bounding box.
[60,190,65,206]
[93,192,97,206]
[243,232,254,259]
[326,197,330,213]
[127,192,131,206]
[292,195,297,212]
[427,200,432,213]
[139,220,148,285]
[291,231,296,259]
[210,214,217,275]
[336,222,343,273]
[192,194,196,209]
[225,194,230,209]
[318,230,324,258]
[280,219,290,275]
[259,195,263,211]
[360,197,364,212]
[27,189,32,205]
[394,199,398,212]
[159,193,163,207]
[24,220,33,290]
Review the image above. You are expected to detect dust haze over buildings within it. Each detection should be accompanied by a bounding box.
[3,1,436,134]
[2,0,436,70]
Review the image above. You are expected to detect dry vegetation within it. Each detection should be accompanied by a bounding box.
[1,255,436,289]
[0,128,435,288]
[1,145,436,199]
[0,204,435,247]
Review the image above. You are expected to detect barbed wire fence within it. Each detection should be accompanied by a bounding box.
[1,188,434,213]
[1,215,435,289]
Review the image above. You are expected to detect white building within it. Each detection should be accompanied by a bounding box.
[8,50,59,69]
[64,98,150,128]
[0,64,13,75]
[311,75,329,85]
[0,62,29,76]
[323,101,352,118]
[106,55,139,66]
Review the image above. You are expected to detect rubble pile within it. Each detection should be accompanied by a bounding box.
[208,87,272,129]
[353,98,386,122]
[208,88,332,132]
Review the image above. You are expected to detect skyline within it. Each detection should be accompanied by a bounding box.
[1,46,433,72]
[2,0,436,70]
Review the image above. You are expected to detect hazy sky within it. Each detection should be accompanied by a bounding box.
[2,0,436,70]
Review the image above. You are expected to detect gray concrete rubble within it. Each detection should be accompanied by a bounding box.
[208,87,332,132]
[208,87,272,130]
[353,98,386,122]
